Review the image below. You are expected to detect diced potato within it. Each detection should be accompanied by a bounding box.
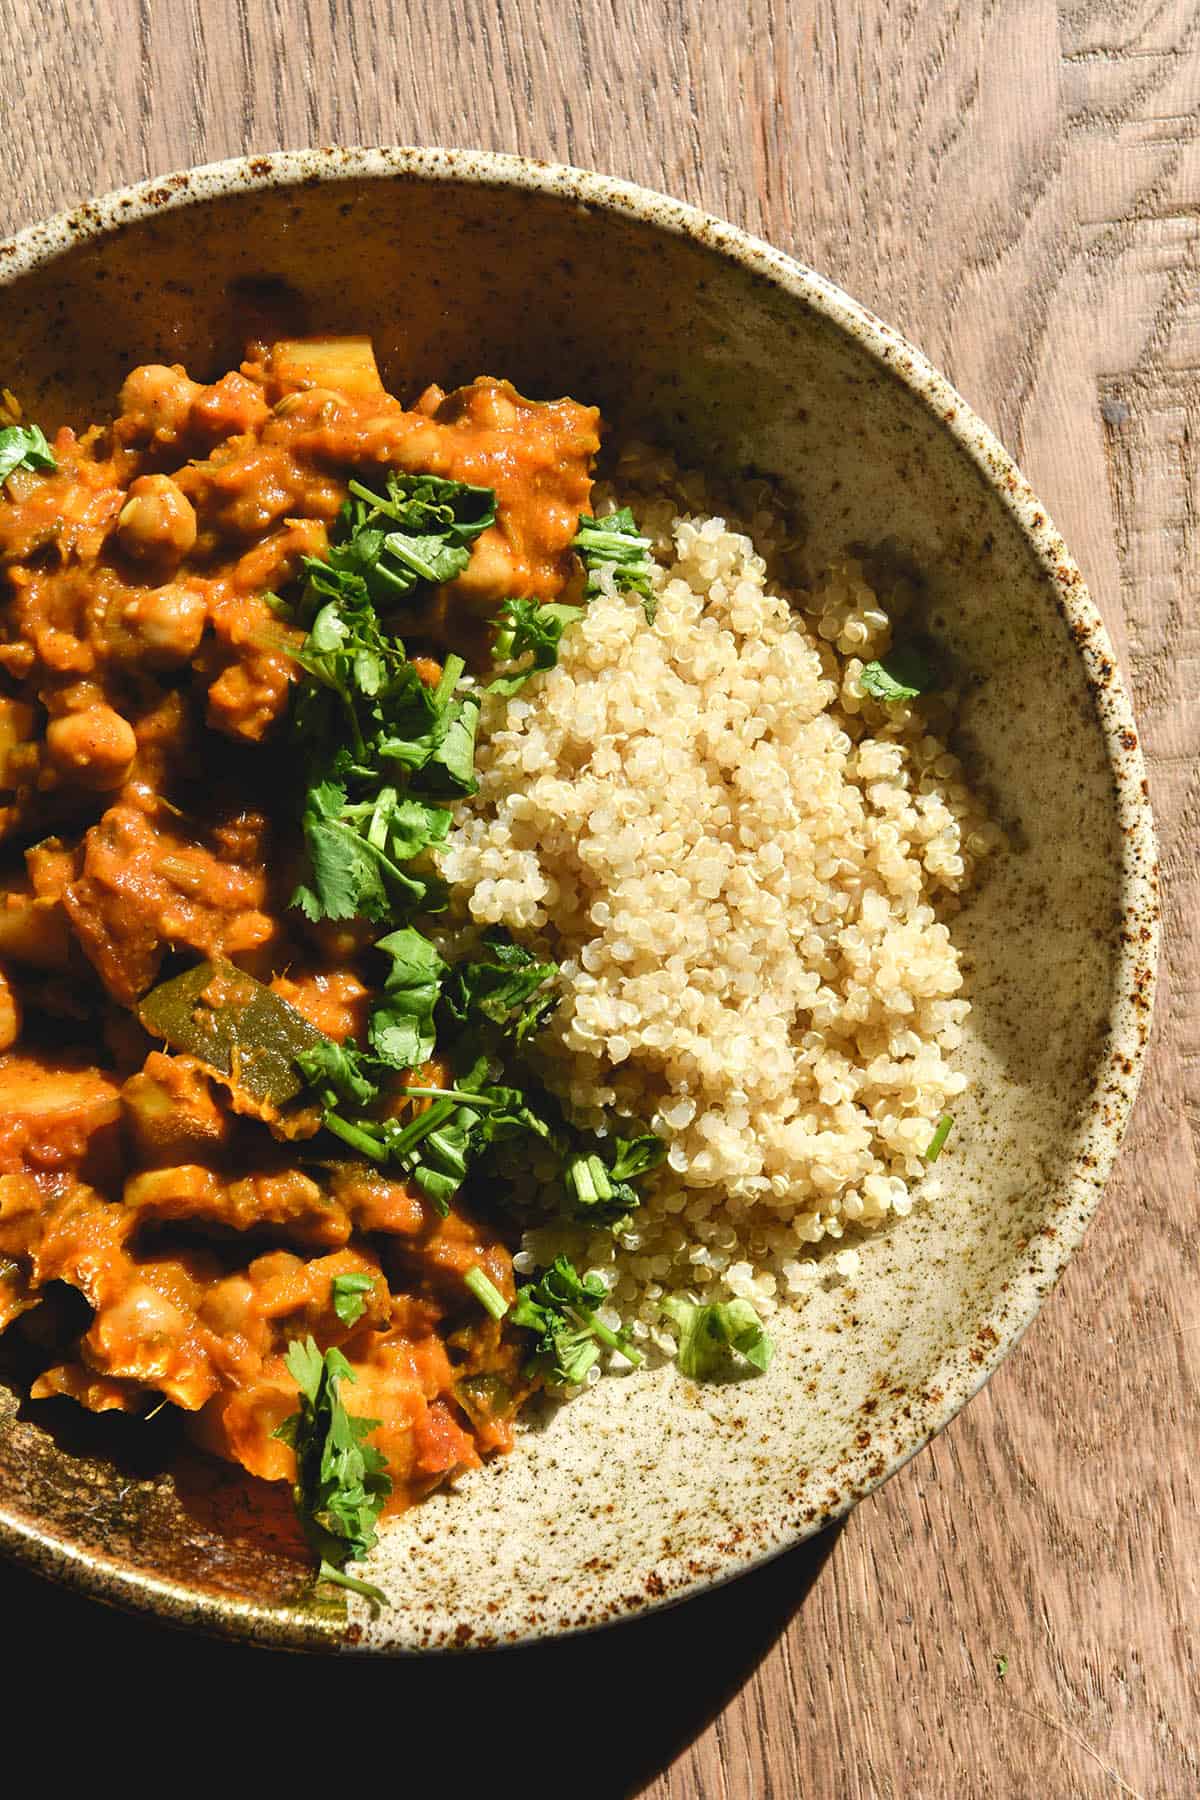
[0,1054,122,1182]
[0,1055,120,1128]
[267,336,384,400]
[124,1164,225,1216]
[121,1053,231,1167]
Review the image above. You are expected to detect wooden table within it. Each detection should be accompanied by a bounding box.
[2,4,1195,1795]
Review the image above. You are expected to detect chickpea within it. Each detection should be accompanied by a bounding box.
[117,475,197,564]
[0,966,21,1052]
[120,583,207,667]
[45,705,138,790]
[116,364,202,440]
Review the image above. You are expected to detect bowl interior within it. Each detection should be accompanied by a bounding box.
[0,162,1149,1649]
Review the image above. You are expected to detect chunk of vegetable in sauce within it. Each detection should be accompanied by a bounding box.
[138,959,327,1107]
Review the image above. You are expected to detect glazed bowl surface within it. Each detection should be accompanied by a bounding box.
[0,148,1157,1651]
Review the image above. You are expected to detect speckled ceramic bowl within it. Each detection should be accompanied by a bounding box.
[0,149,1157,1651]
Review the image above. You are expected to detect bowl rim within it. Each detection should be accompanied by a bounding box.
[0,146,1159,1652]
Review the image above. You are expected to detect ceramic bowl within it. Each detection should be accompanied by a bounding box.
[0,149,1157,1651]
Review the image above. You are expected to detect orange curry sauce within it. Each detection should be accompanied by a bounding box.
[0,338,600,1511]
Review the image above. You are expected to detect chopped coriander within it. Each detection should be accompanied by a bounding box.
[489,598,584,696]
[561,1132,666,1226]
[331,1272,375,1328]
[511,1256,643,1385]
[661,1296,774,1380]
[335,470,496,604]
[439,928,559,1051]
[368,927,447,1069]
[464,1266,509,1321]
[286,482,492,924]
[412,684,480,797]
[859,645,936,702]
[573,506,658,623]
[282,487,668,1260]
[0,422,56,484]
[923,1114,954,1163]
[608,1133,668,1184]
[296,1036,381,1109]
[562,1150,637,1227]
[272,1337,391,1603]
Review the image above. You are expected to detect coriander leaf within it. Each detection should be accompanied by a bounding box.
[440,928,559,1048]
[273,1336,391,1601]
[286,525,484,925]
[299,809,391,922]
[511,1255,643,1384]
[0,422,56,484]
[661,1296,774,1380]
[859,646,936,703]
[295,778,450,924]
[573,506,658,623]
[489,598,584,696]
[410,690,480,797]
[923,1113,954,1163]
[338,471,496,605]
[369,927,447,1069]
[295,1037,381,1108]
[331,1272,376,1328]
[384,795,453,859]
[608,1133,668,1184]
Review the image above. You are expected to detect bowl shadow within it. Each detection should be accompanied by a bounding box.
[2,1518,841,1794]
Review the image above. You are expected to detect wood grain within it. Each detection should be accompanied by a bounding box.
[0,3,1196,1795]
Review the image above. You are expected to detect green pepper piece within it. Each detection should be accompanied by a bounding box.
[138,958,327,1107]
[453,1372,516,1430]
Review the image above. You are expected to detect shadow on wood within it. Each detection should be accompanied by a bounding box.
[2,1521,841,1794]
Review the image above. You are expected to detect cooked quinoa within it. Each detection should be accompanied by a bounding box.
[437,448,1001,1360]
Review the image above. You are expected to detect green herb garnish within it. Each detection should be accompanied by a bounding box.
[923,1114,954,1163]
[368,926,447,1069]
[464,1266,509,1321]
[563,1132,667,1227]
[510,1256,642,1385]
[283,479,665,1243]
[439,928,559,1051]
[286,473,494,924]
[859,646,936,702]
[272,1337,391,1603]
[488,598,585,696]
[330,1273,375,1328]
[661,1296,774,1380]
[337,472,496,603]
[0,422,56,484]
[573,506,657,624]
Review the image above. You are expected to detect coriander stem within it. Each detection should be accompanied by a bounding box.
[397,1085,498,1106]
[567,1305,644,1368]
[464,1266,509,1321]
[323,1112,387,1161]
[385,1095,458,1156]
